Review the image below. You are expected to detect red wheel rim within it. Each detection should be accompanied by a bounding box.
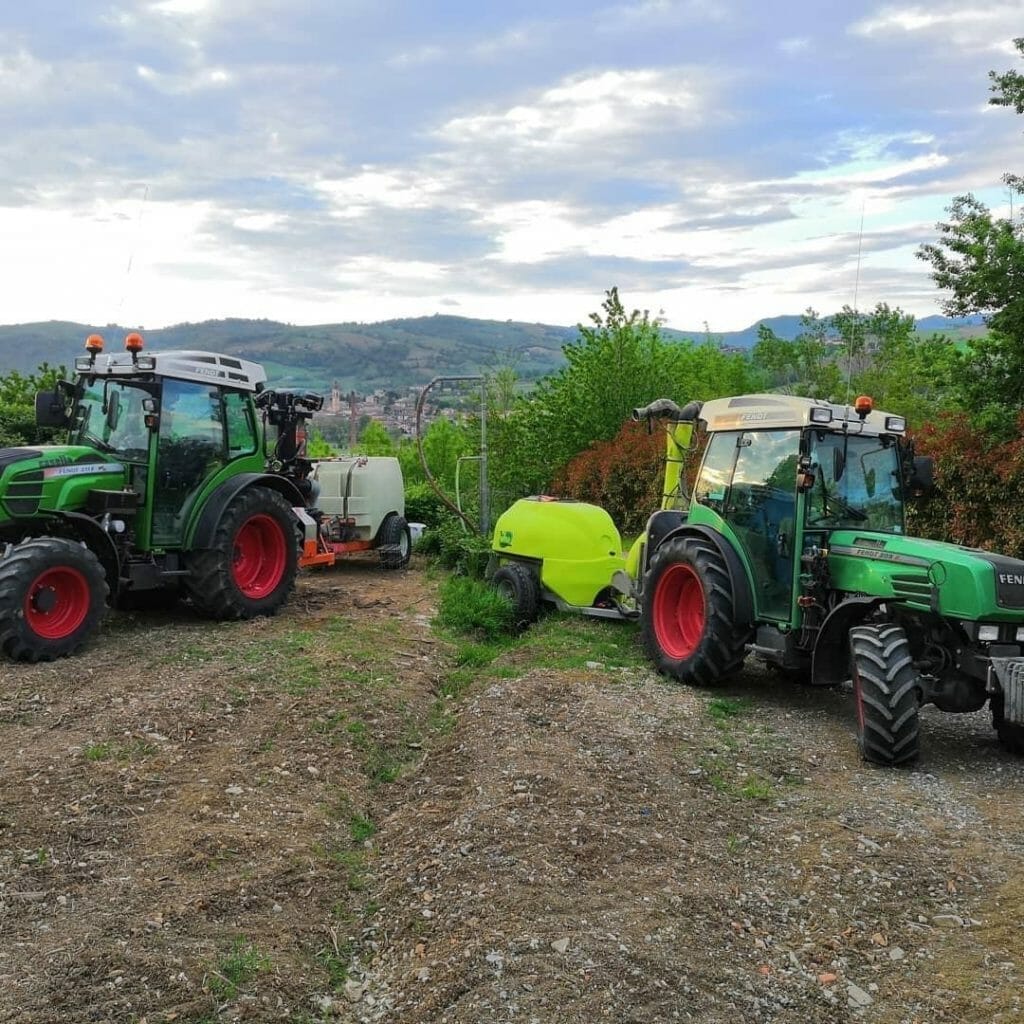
[24,567,91,640]
[653,562,705,659]
[232,514,287,599]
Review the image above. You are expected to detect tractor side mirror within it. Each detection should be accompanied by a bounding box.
[105,390,121,433]
[907,455,935,499]
[35,390,69,429]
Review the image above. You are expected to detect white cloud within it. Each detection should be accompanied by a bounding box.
[850,2,1022,51]
[437,68,708,152]
[778,36,810,55]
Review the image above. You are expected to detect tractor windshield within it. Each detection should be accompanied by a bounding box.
[71,380,152,463]
[806,431,903,533]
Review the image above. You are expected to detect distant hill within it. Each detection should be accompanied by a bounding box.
[0,312,986,391]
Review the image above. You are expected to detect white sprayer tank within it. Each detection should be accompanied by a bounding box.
[312,457,405,540]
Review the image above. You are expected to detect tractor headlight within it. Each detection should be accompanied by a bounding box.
[809,407,832,424]
[885,415,907,433]
[978,624,1000,642]
[1016,626,1024,642]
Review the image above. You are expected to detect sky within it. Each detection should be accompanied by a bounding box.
[1,0,1023,333]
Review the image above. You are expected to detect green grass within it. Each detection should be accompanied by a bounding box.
[84,742,112,761]
[206,938,270,1000]
[434,576,517,640]
[706,696,752,723]
[349,814,375,843]
[515,614,644,670]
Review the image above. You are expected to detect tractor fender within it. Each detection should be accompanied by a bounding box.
[53,511,122,598]
[186,473,306,551]
[812,597,883,687]
[649,523,755,626]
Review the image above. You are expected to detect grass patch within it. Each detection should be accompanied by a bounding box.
[706,696,751,723]
[349,814,375,843]
[435,576,516,640]
[84,742,112,761]
[515,614,644,670]
[206,938,270,1000]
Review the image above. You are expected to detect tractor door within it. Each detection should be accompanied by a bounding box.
[723,429,800,621]
[151,380,230,547]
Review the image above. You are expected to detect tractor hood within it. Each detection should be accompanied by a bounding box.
[827,530,1024,621]
[0,445,127,524]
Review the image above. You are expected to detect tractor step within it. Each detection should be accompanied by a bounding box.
[990,658,1024,724]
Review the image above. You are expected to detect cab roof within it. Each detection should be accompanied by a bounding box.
[76,350,267,392]
[699,393,904,435]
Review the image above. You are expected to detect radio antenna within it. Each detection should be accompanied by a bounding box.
[845,198,866,407]
[115,183,149,321]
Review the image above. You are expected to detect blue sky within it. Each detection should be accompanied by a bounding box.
[1,0,1022,331]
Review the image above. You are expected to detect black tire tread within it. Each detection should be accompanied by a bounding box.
[493,562,541,631]
[991,695,1024,756]
[0,537,108,663]
[640,535,749,687]
[849,623,921,766]
[378,513,411,570]
[185,487,298,620]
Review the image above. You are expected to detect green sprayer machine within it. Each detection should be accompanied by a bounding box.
[490,393,1024,766]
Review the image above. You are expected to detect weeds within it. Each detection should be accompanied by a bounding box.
[206,938,270,1000]
[706,696,751,722]
[435,576,516,640]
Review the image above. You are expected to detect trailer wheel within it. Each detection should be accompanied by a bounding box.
[186,486,298,620]
[848,624,921,767]
[0,537,108,663]
[641,535,748,686]
[493,562,540,631]
[991,694,1024,756]
[378,513,411,570]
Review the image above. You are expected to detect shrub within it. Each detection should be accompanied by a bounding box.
[404,482,450,528]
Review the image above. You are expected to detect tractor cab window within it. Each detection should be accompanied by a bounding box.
[806,432,903,533]
[152,379,228,545]
[694,430,740,511]
[726,429,800,620]
[224,391,258,457]
[72,380,152,464]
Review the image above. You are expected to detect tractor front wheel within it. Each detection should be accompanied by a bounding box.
[378,513,411,570]
[493,562,540,631]
[849,624,921,767]
[991,694,1024,756]
[640,535,748,686]
[0,537,108,663]
[186,487,299,620]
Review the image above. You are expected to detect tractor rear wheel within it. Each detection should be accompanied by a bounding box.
[0,537,108,663]
[378,512,411,570]
[493,562,540,631]
[848,624,921,766]
[186,486,298,620]
[991,694,1024,756]
[641,535,748,686]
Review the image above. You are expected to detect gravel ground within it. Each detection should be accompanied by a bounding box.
[1,567,1022,1023]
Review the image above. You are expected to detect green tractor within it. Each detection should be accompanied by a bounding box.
[0,333,323,663]
[490,394,1024,766]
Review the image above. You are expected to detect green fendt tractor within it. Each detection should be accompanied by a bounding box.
[491,394,1024,766]
[0,333,322,663]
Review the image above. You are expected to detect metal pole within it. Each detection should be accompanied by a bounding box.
[479,376,489,536]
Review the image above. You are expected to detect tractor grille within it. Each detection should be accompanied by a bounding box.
[3,468,43,516]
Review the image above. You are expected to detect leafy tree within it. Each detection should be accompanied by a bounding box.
[918,38,1024,428]
[357,419,396,456]
[0,363,67,447]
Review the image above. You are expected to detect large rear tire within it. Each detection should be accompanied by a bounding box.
[0,538,108,663]
[186,486,298,620]
[849,624,921,766]
[378,512,411,570]
[640,535,748,686]
[493,562,540,632]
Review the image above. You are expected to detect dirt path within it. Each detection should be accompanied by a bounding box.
[1,566,1022,1023]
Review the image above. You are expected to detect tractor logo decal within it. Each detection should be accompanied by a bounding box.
[42,463,124,480]
[498,530,513,548]
[999,573,1024,586]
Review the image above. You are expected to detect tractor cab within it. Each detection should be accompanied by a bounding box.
[686,393,913,624]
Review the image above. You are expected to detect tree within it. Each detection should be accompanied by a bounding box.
[357,419,396,456]
[917,39,1024,427]
[0,363,67,447]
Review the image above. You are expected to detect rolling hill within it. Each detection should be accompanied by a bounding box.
[0,312,985,391]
